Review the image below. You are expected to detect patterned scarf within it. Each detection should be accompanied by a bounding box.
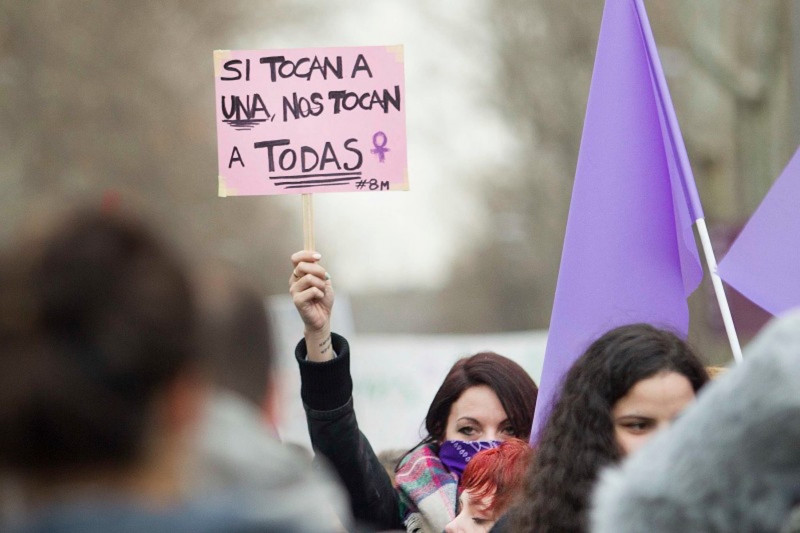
[395,443,458,533]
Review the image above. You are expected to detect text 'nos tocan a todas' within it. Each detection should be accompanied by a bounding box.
[213,46,408,196]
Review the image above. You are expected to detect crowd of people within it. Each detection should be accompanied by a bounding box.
[0,204,798,532]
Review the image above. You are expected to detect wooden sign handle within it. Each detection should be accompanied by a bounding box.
[302,193,315,251]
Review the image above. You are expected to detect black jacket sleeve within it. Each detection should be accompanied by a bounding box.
[296,333,403,531]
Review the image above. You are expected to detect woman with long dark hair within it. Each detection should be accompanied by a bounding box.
[512,323,709,533]
[289,250,539,533]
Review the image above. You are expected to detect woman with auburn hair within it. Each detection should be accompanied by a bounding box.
[512,323,710,533]
[289,250,539,533]
[445,438,532,533]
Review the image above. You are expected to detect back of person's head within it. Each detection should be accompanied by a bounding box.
[195,264,274,408]
[424,352,538,443]
[514,323,709,533]
[0,207,198,476]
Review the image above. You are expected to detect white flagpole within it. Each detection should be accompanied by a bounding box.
[635,0,744,363]
[695,219,744,362]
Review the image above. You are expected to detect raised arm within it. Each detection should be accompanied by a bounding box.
[289,250,334,361]
[288,251,403,530]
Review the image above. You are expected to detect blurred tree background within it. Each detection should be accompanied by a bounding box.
[352,0,798,365]
[0,1,328,292]
[2,1,797,364]
[441,0,796,363]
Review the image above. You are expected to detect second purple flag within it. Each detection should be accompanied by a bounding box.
[718,146,800,317]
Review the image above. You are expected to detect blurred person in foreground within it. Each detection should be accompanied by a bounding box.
[289,250,539,533]
[444,438,531,533]
[188,264,351,531]
[512,323,710,533]
[0,207,296,532]
[592,310,800,533]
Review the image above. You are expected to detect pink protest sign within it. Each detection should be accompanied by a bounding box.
[213,46,408,196]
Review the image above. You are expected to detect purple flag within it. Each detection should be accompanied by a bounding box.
[531,0,704,440]
[718,146,800,316]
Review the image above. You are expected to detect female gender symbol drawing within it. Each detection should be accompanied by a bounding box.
[370,131,390,163]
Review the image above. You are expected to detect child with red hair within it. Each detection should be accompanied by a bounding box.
[445,438,532,532]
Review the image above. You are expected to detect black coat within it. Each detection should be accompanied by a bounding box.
[296,333,404,531]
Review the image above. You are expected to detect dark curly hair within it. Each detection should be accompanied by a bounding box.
[512,323,709,532]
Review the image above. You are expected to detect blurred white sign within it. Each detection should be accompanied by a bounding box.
[269,295,546,453]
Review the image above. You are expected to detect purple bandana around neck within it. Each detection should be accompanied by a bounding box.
[438,440,501,479]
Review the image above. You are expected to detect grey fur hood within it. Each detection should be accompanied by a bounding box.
[591,310,800,533]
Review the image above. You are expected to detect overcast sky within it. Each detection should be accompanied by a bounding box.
[255,0,520,292]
